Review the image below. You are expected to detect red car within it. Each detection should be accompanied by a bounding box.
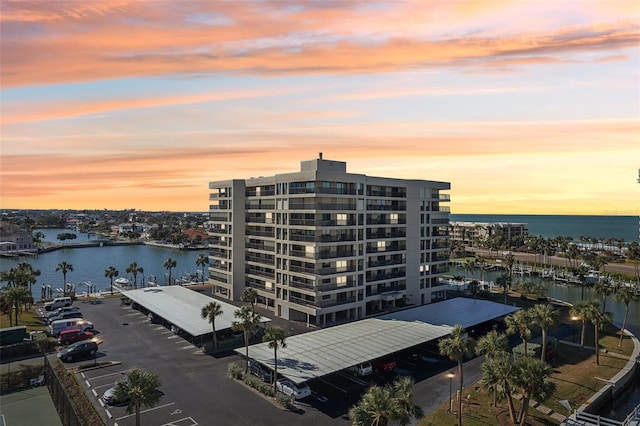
[58,328,94,346]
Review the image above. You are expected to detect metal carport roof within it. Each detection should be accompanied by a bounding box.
[122,286,269,337]
[377,297,519,328]
[240,297,518,384]
[240,318,452,384]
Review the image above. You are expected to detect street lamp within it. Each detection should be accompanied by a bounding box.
[447,371,455,413]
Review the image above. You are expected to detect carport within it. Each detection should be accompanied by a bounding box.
[122,286,270,339]
[240,318,452,384]
[377,297,519,328]
[242,297,518,384]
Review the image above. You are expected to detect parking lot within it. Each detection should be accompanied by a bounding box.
[55,297,342,426]
[42,295,498,425]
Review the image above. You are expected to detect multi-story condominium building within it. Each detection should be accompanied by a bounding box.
[449,222,528,246]
[208,155,451,326]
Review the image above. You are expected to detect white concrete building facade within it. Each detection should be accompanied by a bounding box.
[207,155,451,326]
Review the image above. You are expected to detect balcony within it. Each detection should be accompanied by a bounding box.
[366,204,406,211]
[246,229,275,238]
[246,189,276,197]
[289,265,316,275]
[245,268,275,280]
[289,203,357,211]
[319,249,357,259]
[245,242,275,252]
[246,254,275,266]
[289,295,357,309]
[367,258,405,268]
[366,231,406,239]
[366,270,406,283]
[366,243,406,254]
[245,202,276,210]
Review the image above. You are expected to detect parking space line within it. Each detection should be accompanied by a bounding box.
[168,335,179,340]
[85,370,130,381]
[180,345,196,350]
[155,326,165,330]
[85,379,91,387]
[106,409,112,419]
[161,417,198,426]
[115,402,175,421]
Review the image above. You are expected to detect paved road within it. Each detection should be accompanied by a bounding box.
[467,248,638,277]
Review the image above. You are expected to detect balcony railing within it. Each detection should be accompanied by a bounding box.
[319,249,357,259]
[366,271,406,283]
[246,229,275,238]
[245,242,275,252]
[366,204,406,211]
[366,231,406,239]
[367,258,405,268]
[366,244,406,254]
[289,203,357,211]
[245,268,275,280]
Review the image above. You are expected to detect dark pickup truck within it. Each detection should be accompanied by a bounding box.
[371,357,397,373]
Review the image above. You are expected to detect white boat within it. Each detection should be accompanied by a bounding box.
[114,277,131,286]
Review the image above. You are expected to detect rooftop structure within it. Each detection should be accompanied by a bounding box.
[449,221,528,246]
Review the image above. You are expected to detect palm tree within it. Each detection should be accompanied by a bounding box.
[512,356,556,425]
[241,287,258,314]
[475,330,508,360]
[349,377,423,426]
[0,268,17,288]
[195,253,208,283]
[569,300,591,348]
[15,262,40,297]
[112,368,162,426]
[104,266,119,295]
[1,286,31,326]
[481,352,517,416]
[627,242,640,287]
[391,376,424,426]
[504,253,516,279]
[531,304,558,362]
[201,301,223,352]
[263,325,288,392]
[463,259,475,279]
[505,309,532,355]
[126,262,144,289]
[496,273,511,305]
[476,330,509,406]
[615,287,637,346]
[593,280,613,312]
[584,300,612,365]
[55,261,73,291]
[163,258,177,286]
[439,324,474,426]
[232,306,261,373]
[349,384,395,426]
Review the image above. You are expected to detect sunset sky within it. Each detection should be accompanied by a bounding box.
[1,0,639,215]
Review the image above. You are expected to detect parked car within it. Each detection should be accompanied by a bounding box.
[275,379,311,400]
[248,359,273,382]
[102,378,129,405]
[47,311,83,324]
[44,306,80,321]
[44,297,72,311]
[57,340,98,362]
[50,319,94,337]
[58,328,94,346]
[347,362,373,377]
[371,357,397,373]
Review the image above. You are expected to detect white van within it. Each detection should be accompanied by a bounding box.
[44,297,72,312]
[50,319,94,337]
[347,362,373,377]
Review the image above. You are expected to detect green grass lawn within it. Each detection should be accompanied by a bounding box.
[419,293,635,426]
[0,306,46,332]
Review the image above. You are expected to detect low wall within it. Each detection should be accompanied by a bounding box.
[579,330,640,415]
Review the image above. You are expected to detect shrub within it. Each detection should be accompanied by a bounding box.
[275,392,295,409]
[243,373,275,396]
[227,362,243,380]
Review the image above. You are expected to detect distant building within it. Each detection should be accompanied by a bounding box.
[208,154,451,326]
[0,221,33,252]
[449,222,528,246]
[182,228,208,243]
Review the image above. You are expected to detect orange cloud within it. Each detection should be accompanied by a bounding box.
[1,119,637,213]
[1,1,638,87]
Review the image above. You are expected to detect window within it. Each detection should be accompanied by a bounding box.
[337,276,347,287]
[377,241,386,249]
[337,213,347,225]
[390,213,398,224]
[336,260,347,271]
